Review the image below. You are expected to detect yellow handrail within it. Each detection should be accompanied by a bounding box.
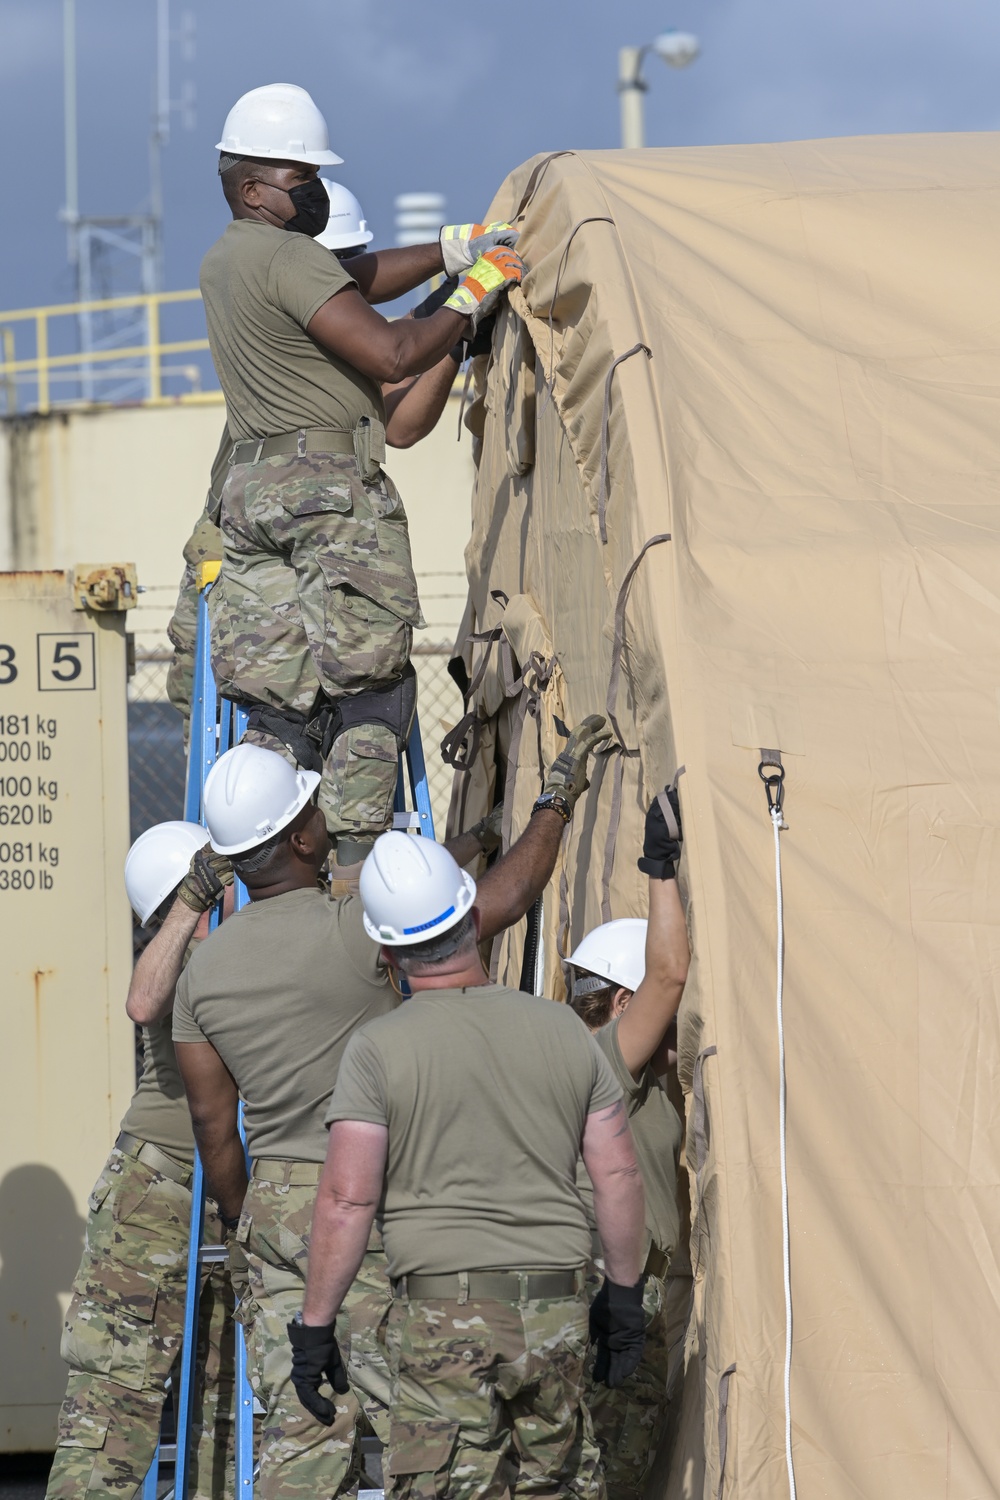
[0,288,204,323]
[0,288,220,415]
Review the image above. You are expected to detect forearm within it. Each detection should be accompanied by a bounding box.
[475,809,564,942]
[384,354,459,449]
[349,244,445,304]
[592,1168,645,1284]
[126,899,201,1023]
[645,877,690,991]
[444,830,485,869]
[192,1124,248,1223]
[303,1199,376,1325]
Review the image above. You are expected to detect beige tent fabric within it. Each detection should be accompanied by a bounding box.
[449,135,1000,1497]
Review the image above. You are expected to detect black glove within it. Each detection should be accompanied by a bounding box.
[411,280,459,318]
[411,278,496,362]
[589,1276,646,1388]
[637,785,683,880]
[287,1318,350,1425]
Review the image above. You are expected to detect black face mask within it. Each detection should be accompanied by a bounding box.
[268,176,330,238]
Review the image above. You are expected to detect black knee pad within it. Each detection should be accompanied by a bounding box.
[313,663,417,762]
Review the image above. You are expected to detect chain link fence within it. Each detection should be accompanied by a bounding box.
[127,644,463,844]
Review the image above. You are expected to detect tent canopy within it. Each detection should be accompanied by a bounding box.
[453,135,1000,1497]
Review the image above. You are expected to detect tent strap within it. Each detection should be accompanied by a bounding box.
[540,216,614,411]
[606,533,671,751]
[717,1362,737,1500]
[598,342,652,542]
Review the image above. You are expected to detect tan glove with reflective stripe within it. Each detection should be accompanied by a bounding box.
[440,221,519,277]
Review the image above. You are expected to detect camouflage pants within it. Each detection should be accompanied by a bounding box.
[583,1270,671,1500]
[208,452,424,849]
[236,1174,393,1499]
[386,1283,604,1500]
[45,1146,235,1500]
[166,506,223,730]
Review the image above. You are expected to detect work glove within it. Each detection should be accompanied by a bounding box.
[411,279,459,318]
[637,784,683,880]
[176,843,234,913]
[540,715,608,815]
[589,1276,646,1388]
[467,802,504,856]
[444,247,524,334]
[440,221,520,278]
[412,279,498,361]
[287,1317,350,1426]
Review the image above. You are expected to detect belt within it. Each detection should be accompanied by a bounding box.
[114,1132,193,1187]
[644,1244,671,1281]
[251,1159,323,1185]
[230,427,355,465]
[394,1269,584,1303]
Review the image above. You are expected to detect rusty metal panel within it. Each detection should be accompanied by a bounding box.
[0,569,134,1451]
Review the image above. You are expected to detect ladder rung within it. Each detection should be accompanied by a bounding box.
[199,1244,229,1263]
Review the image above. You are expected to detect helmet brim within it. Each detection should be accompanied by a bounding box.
[214,142,344,166]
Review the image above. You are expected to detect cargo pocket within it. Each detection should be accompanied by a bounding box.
[87,1177,113,1216]
[386,1419,459,1480]
[56,1411,110,1451]
[60,1253,160,1391]
[321,721,399,836]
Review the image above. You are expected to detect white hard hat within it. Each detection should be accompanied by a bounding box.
[216,84,343,166]
[203,744,321,856]
[569,918,647,995]
[315,180,373,252]
[360,831,476,946]
[125,820,207,925]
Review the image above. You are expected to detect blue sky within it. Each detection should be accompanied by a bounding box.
[2,0,1000,311]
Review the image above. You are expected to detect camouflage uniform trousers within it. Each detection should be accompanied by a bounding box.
[235,1174,393,1499]
[166,505,223,730]
[208,452,424,848]
[45,1145,236,1500]
[385,1280,605,1500]
[582,1266,672,1500]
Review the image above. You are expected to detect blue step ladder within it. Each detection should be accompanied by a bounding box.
[143,562,435,1499]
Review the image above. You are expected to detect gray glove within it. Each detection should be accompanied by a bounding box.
[440,220,520,277]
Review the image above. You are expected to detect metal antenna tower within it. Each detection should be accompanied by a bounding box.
[61,0,196,404]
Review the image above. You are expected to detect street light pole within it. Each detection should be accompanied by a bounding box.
[617,31,701,149]
[618,46,648,150]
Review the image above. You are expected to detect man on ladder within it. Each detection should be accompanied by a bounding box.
[170,717,607,1500]
[45,823,236,1500]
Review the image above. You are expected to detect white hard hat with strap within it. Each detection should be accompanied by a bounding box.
[568,918,647,995]
[316,180,373,252]
[203,744,320,856]
[216,84,343,166]
[360,831,476,946]
[125,820,208,924]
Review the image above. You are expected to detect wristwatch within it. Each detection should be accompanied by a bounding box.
[531,791,572,824]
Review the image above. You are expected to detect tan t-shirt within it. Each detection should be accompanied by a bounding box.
[172,888,395,1161]
[326,985,623,1278]
[118,1013,196,1166]
[576,1015,683,1264]
[200,221,385,442]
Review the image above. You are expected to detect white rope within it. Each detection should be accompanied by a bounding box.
[771,802,797,1500]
